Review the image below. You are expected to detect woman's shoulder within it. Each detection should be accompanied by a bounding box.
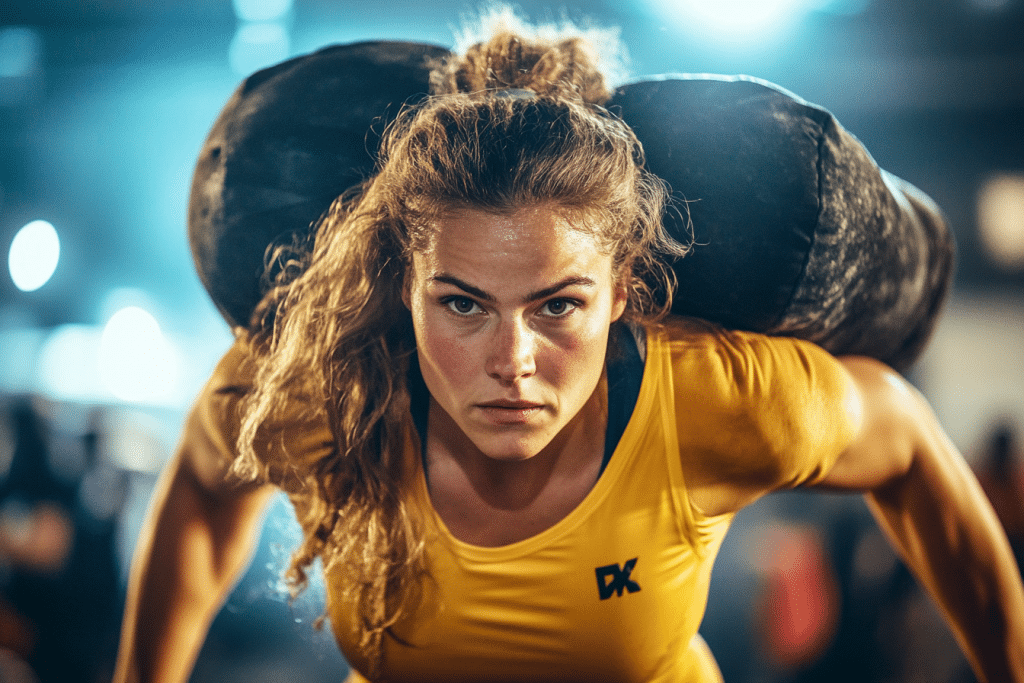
[192,336,334,484]
[190,336,256,441]
[205,335,259,394]
[645,316,857,497]
[646,315,843,381]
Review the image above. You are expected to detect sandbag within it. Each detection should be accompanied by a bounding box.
[188,42,953,372]
[609,76,953,371]
[188,41,452,330]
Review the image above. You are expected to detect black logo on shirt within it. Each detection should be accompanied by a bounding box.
[596,558,641,600]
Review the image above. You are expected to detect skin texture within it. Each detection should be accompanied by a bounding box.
[825,357,1024,681]
[403,204,627,546]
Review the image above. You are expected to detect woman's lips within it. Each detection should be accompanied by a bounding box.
[476,401,545,424]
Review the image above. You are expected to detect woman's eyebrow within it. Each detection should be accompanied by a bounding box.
[526,276,596,302]
[428,274,597,303]
[429,274,495,302]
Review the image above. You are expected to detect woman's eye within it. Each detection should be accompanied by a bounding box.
[541,299,577,317]
[445,297,480,316]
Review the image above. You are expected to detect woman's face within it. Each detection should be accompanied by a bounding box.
[405,204,627,462]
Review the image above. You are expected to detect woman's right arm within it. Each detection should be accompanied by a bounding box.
[114,347,277,683]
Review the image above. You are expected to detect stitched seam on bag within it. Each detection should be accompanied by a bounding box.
[771,113,826,332]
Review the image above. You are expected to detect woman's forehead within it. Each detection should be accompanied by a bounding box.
[423,206,596,255]
[411,205,616,286]
[421,204,606,251]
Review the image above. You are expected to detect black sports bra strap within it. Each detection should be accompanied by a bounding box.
[602,321,645,474]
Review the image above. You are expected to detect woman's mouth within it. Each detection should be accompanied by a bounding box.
[476,400,545,424]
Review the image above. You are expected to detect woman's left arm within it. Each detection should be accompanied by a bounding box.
[816,355,1024,682]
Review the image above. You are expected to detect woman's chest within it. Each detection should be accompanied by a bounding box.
[330,482,725,683]
[424,453,604,547]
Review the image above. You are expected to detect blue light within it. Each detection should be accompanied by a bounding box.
[229,22,291,76]
[814,0,870,15]
[232,0,293,23]
[646,0,859,48]
[0,27,42,78]
[670,0,809,40]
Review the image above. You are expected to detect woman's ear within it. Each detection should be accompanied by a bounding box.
[401,265,412,310]
[611,277,628,323]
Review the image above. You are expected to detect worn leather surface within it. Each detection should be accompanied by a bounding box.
[188,41,451,329]
[609,76,953,370]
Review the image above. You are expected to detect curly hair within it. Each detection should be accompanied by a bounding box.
[234,15,689,677]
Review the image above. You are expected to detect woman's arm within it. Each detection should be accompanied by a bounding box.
[113,397,276,683]
[817,355,1024,682]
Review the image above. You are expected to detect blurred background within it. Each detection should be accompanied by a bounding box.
[1,0,1022,681]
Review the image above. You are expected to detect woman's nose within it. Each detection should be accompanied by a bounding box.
[486,317,536,382]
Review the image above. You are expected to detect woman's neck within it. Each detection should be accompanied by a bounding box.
[423,378,608,545]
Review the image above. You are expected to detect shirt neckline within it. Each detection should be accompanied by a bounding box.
[405,323,662,562]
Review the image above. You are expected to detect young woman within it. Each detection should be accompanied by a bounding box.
[115,22,1024,683]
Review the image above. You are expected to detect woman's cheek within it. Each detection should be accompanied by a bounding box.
[424,320,476,383]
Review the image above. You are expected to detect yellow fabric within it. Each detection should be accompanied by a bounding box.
[193,336,334,500]
[325,318,857,682]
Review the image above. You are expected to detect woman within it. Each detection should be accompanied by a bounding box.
[115,20,1024,683]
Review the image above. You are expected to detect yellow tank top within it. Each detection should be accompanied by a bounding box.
[328,318,857,682]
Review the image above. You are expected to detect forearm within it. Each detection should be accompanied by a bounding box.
[114,456,274,683]
[865,424,1024,682]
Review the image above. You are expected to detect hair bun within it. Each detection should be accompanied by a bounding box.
[433,32,612,104]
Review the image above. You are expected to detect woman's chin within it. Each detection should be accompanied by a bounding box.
[466,430,553,463]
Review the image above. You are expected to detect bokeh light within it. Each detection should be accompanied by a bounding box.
[229,22,291,75]
[98,306,182,405]
[645,0,869,48]
[233,0,293,23]
[653,0,810,44]
[977,173,1024,272]
[8,219,60,292]
[0,26,44,106]
[37,324,101,402]
[0,26,42,78]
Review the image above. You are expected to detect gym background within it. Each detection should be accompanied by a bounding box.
[1,1,1022,681]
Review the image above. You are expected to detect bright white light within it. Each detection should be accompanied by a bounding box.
[229,22,291,75]
[8,220,60,292]
[977,173,1024,272]
[232,0,293,23]
[37,325,103,402]
[669,0,810,40]
[650,0,824,46]
[98,306,182,404]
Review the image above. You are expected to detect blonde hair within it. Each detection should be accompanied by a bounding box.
[235,13,687,677]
